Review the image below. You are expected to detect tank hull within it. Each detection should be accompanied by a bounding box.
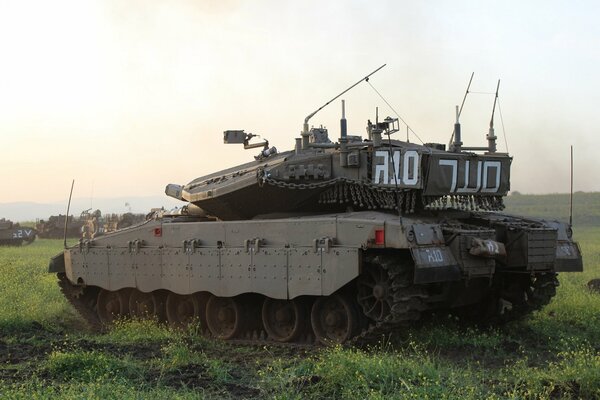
[0,219,36,246]
[50,210,582,344]
[0,226,36,246]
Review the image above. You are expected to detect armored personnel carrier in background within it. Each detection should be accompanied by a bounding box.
[0,218,36,246]
[81,211,146,239]
[50,68,583,344]
[116,212,146,230]
[37,214,85,239]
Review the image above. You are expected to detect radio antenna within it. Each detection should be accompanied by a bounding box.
[449,72,474,147]
[569,145,574,227]
[301,64,386,148]
[64,179,75,249]
[489,80,500,129]
[486,79,501,153]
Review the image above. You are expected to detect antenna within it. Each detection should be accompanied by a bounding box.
[90,180,94,210]
[489,80,500,129]
[456,78,502,153]
[64,179,75,249]
[301,64,386,149]
[570,145,574,227]
[486,79,501,153]
[449,72,474,149]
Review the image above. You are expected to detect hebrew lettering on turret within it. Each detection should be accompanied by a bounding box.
[372,150,421,188]
[424,155,510,196]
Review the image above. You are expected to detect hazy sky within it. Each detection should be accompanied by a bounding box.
[1,0,599,206]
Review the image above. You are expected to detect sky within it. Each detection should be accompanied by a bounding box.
[1,0,599,209]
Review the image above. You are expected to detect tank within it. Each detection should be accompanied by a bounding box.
[37,213,85,239]
[0,218,36,246]
[49,69,583,344]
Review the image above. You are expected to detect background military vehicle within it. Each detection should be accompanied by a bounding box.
[0,218,36,246]
[116,212,146,230]
[37,214,85,239]
[50,68,583,344]
[81,211,146,239]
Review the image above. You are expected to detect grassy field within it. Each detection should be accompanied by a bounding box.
[504,191,600,227]
[0,196,599,399]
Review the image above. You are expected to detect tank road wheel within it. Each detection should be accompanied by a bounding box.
[357,264,392,322]
[97,289,130,325]
[262,298,306,342]
[129,290,166,321]
[311,294,359,345]
[206,296,243,340]
[166,293,201,329]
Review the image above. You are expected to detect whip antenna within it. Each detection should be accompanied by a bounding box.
[301,64,386,148]
[64,179,75,249]
[449,72,474,147]
[490,80,500,129]
[570,145,574,227]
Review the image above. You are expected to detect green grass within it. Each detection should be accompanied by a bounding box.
[0,239,80,333]
[504,191,600,227]
[43,349,143,383]
[0,195,599,399]
[257,343,600,399]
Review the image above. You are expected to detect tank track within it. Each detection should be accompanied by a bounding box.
[57,258,431,347]
[499,272,559,322]
[0,238,35,246]
[350,255,428,346]
[457,272,560,325]
[57,270,558,346]
[58,273,102,331]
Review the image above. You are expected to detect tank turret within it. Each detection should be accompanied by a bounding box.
[36,214,85,239]
[167,86,509,221]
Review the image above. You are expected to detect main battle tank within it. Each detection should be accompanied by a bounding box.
[0,218,36,246]
[50,69,583,344]
[37,214,85,239]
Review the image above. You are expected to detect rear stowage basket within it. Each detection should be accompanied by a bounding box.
[505,227,557,271]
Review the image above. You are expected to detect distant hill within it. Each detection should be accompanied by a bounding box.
[0,196,182,222]
[3,192,597,227]
[503,192,600,227]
